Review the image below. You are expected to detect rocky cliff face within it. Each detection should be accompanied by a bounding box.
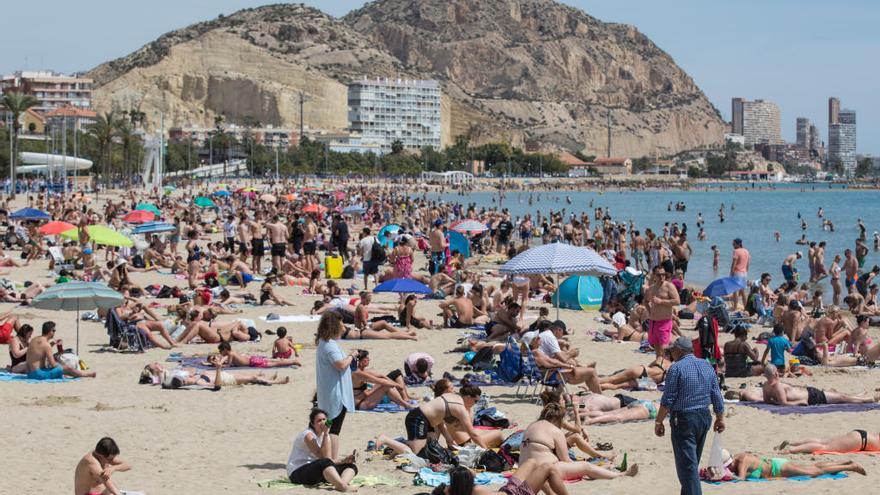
[89,1,725,156]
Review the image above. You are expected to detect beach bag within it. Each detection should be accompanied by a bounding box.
[477,449,508,472]
[417,438,458,466]
[341,265,355,279]
[469,347,495,371]
[370,239,387,264]
[325,255,344,279]
[496,337,523,382]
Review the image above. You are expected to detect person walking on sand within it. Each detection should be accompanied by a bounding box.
[644,265,680,365]
[654,337,725,495]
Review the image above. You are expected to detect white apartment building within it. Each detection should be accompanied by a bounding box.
[0,71,93,113]
[348,78,441,153]
[731,98,782,147]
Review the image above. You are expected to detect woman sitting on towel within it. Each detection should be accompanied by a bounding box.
[350,350,415,411]
[519,402,638,480]
[428,378,506,449]
[286,408,358,492]
[6,323,32,373]
[727,450,865,479]
[539,390,608,459]
[777,430,880,454]
[399,294,434,329]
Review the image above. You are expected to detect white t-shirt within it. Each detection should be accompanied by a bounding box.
[538,330,561,358]
[223,220,236,238]
[287,429,321,476]
[520,330,539,347]
[359,236,376,261]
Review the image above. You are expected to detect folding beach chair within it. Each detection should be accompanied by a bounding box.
[105,308,147,352]
[706,297,750,332]
[514,345,568,403]
[48,246,74,274]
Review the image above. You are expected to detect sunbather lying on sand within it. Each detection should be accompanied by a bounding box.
[139,360,289,388]
[598,356,672,391]
[727,450,865,479]
[759,366,879,405]
[776,429,880,454]
[216,341,300,368]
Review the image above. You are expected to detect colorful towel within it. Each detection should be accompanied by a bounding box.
[358,402,415,413]
[257,474,399,489]
[813,450,880,455]
[0,370,77,384]
[415,467,507,487]
[740,401,880,415]
[704,472,848,484]
[166,355,278,371]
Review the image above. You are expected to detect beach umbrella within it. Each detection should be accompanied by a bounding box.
[133,222,177,235]
[216,183,228,189]
[212,190,231,197]
[501,243,617,318]
[135,203,161,216]
[123,210,156,223]
[342,205,366,215]
[163,185,176,192]
[452,219,489,234]
[302,203,328,215]
[447,230,471,258]
[703,276,747,298]
[333,191,346,201]
[32,281,123,353]
[373,278,432,295]
[260,193,277,203]
[39,221,76,236]
[194,196,216,208]
[282,194,297,202]
[61,225,133,247]
[10,207,50,221]
[378,224,402,247]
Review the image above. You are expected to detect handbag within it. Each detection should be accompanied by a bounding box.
[417,438,458,465]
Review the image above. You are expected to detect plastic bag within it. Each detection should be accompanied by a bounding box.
[706,432,726,480]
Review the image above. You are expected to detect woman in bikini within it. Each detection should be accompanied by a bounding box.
[216,341,300,368]
[433,460,571,495]
[539,390,609,459]
[429,379,506,449]
[399,295,433,329]
[350,350,414,411]
[175,310,251,344]
[519,403,638,480]
[138,360,289,388]
[729,451,865,479]
[598,356,671,391]
[723,325,764,377]
[6,324,32,373]
[260,276,294,306]
[777,430,880,454]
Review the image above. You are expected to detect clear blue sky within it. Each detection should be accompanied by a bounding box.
[0,0,875,153]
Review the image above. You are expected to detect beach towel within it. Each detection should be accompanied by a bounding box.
[415,467,507,487]
[812,450,880,455]
[740,401,880,415]
[258,315,321,323]
[0,370,77,384]
[357,402,415,413]
[704,472,848,484]
[257,474,399,489]
[165,356,284,371]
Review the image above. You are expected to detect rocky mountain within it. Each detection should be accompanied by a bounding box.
[89,0,725,156]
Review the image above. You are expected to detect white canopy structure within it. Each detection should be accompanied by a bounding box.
[141,133,163,189]
[17,152,92,175]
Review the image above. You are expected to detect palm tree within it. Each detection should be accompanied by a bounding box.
[1,92,39,198]
[116,120,136,185]
[89,111,121,197]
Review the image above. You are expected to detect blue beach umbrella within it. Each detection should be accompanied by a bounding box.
[373,278,432,295]
[703,276,747,298]
[32,281,124,353]
[212,190,232,197]
[133,222,177,235]
[343,205,366,215]
[377,224,401,247]
[10,207,50,221]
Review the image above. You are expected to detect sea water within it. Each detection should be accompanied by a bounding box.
[428,184,880,292]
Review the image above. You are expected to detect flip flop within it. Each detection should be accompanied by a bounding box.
[596,442,613,451]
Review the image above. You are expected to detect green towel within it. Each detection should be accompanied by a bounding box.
[256,475,399,489]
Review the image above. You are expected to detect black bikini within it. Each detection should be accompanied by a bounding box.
[855,429,869,451]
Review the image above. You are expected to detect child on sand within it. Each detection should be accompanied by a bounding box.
[217,341,300,368]
[761,324,792,377]
[273,327,300,360]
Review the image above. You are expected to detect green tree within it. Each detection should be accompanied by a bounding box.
[390,139,404,155]
[855,158,873,178]
[1,91,39,197]
[89,110,122,196]
[632,156,653,172]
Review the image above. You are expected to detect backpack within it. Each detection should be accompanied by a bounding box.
[469,347,495,371]
[370,238,387,264]
[476,449,508,472]
[417,438,458,465]
[496,337,523,383]
[341,265,355,279]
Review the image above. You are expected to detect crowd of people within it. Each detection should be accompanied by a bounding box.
[1,181,878,495]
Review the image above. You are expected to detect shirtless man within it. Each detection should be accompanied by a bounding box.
[236,212,250,263]
[440,286,476,328]
[644,265,680,364]
[780,300,808,342]
[844,249,859,293]
[74,437,131,495]
[813,305,851,351]
[266,214,289,273]
[302,214,319,264]
[429,219,447,275]
[631,230,646,271]
[26,321,96,379]
[672,233,692,276]
[761,366,878,406]
[730,238,750,310]
[781,252,802,284]
[249,212,266,273]
[224,255,253,288]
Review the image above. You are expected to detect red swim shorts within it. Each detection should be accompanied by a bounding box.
[648,319,674,347]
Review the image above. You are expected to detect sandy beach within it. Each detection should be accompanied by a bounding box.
[2,188,880,495]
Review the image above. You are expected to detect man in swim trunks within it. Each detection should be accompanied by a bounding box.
[26,321,96,379]
[439,286,476,328]
[74,437,132,495]
[266,214,290,274]
[249,212,266,273]
[781,252,802,284]
[644,265,680,365]
[760,366,879,406]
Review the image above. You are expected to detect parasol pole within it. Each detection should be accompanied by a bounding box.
[76,299,80,354]
[556,273,560,320]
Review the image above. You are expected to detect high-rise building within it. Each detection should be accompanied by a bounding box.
[348,77,441,154]
[0,71,93,113]
[731,97,744,135]
[730,98,782,146]
[828,97,840,125]
[828,108,856,174]
[796,117,810,149]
